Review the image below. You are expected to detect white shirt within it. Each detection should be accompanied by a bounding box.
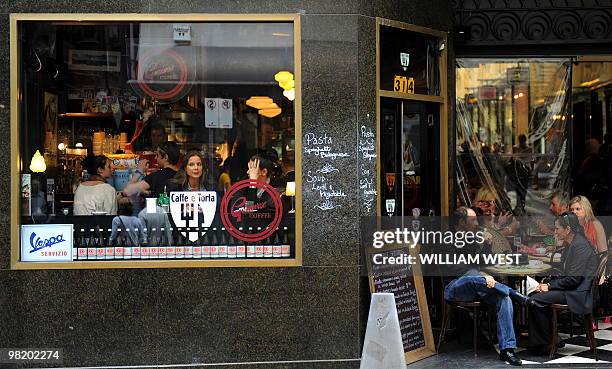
[73,183,118,215]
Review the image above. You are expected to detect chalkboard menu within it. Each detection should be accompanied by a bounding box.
[367,246,435,363]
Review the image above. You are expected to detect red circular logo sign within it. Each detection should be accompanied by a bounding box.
[137,48,189,101]
[220,179,283,242]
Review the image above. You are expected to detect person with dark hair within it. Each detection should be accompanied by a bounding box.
[109,202,147,246]
[73,155,117,215]
[168,150,208,191]
[443,206,530,366]
[123,141,180,199]
[527,212,599,354]
[536,190,570,235]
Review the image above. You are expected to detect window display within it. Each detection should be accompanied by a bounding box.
[14,17,300,267]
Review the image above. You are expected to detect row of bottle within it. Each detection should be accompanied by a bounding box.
[72,227,292,260]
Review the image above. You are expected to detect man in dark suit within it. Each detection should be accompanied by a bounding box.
[527,212,599,354]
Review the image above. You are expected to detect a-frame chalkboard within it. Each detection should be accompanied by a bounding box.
[366,245,436,364]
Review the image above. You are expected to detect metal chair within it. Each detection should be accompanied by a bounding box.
[548,252,608,359]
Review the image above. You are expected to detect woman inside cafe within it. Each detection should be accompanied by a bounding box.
[527,212,599,354]
[569,195,607,253]
[168,150,209,192]
[73,155,118,216]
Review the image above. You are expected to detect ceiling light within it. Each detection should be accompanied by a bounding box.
[246,96,273,110]
[274,71,293,85]
[283,88,295,101]
[279,79,295,91]
[259,107,282,118]
[29,150,46,173]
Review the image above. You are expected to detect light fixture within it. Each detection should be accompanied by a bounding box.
[279,79,295,91]
[274,71,293,85]
[57,142,66,151]
[75,142,83,148]
[285,181,295,213]
[29,150,46,173]
[283,88,295,101]
[258,107,282,118]
[246,96,273,110]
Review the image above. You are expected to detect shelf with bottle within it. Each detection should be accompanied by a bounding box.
[72,226,293,261]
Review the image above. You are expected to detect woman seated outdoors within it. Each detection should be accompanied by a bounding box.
[569,195,607,253]
[73,155,118,215]
[527,212,599,354]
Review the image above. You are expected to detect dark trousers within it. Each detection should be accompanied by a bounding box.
[528,291,568,347]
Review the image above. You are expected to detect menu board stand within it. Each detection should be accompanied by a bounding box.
[366,245,436,364]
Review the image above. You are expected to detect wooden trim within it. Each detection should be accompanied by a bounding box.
[576,55,612,63]
[376,17,447,39]
[10,14,302,269]
[376,20,382,217]
[440,34,449,216]
[10,13,299,22]
[379,90,445,103]
[12,258,303,270]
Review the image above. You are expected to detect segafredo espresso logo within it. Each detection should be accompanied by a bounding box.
[29,232,66,253]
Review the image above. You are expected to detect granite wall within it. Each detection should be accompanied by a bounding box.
[0,1,452,367]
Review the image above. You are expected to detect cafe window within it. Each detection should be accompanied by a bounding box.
[11,15,301,268]
[455,59,570,216]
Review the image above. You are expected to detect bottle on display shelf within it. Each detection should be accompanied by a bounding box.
[255,229,264,258]
[210,228,219,258]
[140,229,150,260]
[114,234,124,260]
[175,232,185,259]
[218,228,228,258]
[158,231,168,259]
[104,229,114,260]
[201,229,211,258]
[123,234,132,260]
[95,228,105,260]
[149,233,159,259]
[263,229,273,258]
[281,227,291,257]
[166,229,175,258]
[131,231,141,259]
[193,232,202,259]
[77,229,88,260]
[87,229,96,260]
[272,232,282,258]
[236,228,246,258]
[228,233,237,259]
[246,227,256,258]
[184,231,193,259]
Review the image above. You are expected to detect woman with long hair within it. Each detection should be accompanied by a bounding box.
[169,150,208,191]
[569,195,607,252]
[73,155,117,215]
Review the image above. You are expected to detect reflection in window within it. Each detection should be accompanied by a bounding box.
[18,21,297,263]
[455,59,570,216]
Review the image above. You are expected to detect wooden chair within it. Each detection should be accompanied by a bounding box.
[548,252,608,359]
[437,291,493,357]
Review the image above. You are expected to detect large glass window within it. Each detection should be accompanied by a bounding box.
[455,59,570,216]
[15,18,299,266]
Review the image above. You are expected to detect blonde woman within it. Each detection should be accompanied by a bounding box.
[569,195,607,252]
[474,187,519,237]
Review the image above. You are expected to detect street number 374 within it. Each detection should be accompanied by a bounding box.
[393,75,415,94]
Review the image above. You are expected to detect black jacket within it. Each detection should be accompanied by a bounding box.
[549,233,598,314]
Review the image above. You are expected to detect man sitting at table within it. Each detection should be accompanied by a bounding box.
[444,207,542,366]
[537,190,569,235]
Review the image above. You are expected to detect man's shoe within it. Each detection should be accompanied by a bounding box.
[526,297,547,308]
[500,349,522,366]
